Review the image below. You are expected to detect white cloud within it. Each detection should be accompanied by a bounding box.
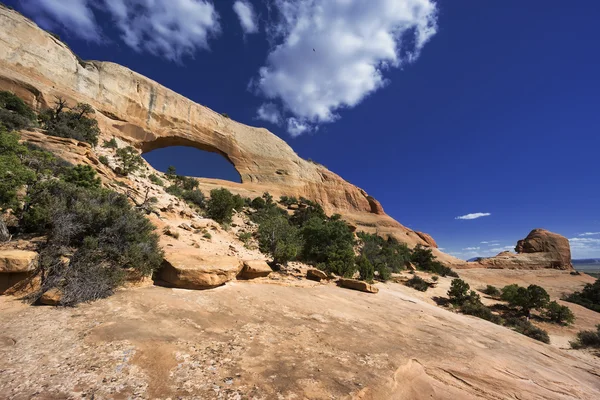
[233,1,258,34]
[569,237,600,258]
[255,0,437,136]
[22,0,101,42]
[287,118,312,137]
[462,247,480,251]
[578,232,600,237]
[455,212,491,220]
[256,103,282,124]
[480,240,500,244]
[22,0,221,61]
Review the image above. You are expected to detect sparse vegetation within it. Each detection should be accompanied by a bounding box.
[203,232,212,240]
[501,284,550,318]
[149,174,164,186]
[99,155,109,165]
[115,146,144,175]
[564,278,600,313]
[257,209,302,265]
[411,245,459,277]
[102,138,118,149]
[207,188,238,224]
[570,325,600,349]
[279,195,299,207]
[405,275,430,292]
[505,317,550,344]
[166,165,177,179]
[482,285,501,297]
[0,91,37,131]
[182,189,205,209]
[39,99,100,146]
[543,301,575,325]
[358,232,411,281]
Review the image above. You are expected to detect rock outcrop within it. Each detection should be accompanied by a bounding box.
[474,229,573,270]
[237,260,272,280]
[0,5,461,266]
[338,278,379,293]
[0,250,37,295]
[159,254,243,289]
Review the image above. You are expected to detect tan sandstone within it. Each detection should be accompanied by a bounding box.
[237,260,272,279]
[159,254,243,289]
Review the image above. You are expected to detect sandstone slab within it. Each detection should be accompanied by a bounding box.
[338,278,379,294]
[307,269,328,282]
[39,288,62,306]
[0,250,37,273]
[159,254,243,289]
[238,260,272,280]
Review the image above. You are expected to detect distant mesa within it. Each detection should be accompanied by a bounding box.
[472,228,573,270]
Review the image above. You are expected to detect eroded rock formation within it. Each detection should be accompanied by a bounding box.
[474,229,573,270]
[0,5,461,265]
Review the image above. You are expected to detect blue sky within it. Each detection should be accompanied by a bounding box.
[9,0,599,259]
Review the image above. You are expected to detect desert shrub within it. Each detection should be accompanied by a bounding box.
[290,198,327,227]
[501,284,550,317]
[115,146,144,175]
[250,196,266,210]
[410,244,457,277]
[61,164,101,189]
[166,165,177,179]
[543,301,575,325]
[0,91,36,131]
[238,231,252,244]
[571,325,600,349]
[432,275,439,282]
[221,112,230,119]
[40,101,100,146]
[505,317,550,344]
[279,195,299,206]
[0,130,37,211]
[232,194,245,211]
[174,175,199,191]
[358,232,411,274]
[356,255,374,282]
[203,232,212,239]
[166,184,184,197]
[21,180,163,305]
[405,275,430,292]
[301,216,356,277]
[102,138,118,149]
[448,279,472,305]
[207,188,237,224]
[460,301,501,324]
[99,155,109,165]
[149,174,163,186]
[182,189,205,208]
[482,285,501,297]
[257,209,302,265]
[564,278,600,313]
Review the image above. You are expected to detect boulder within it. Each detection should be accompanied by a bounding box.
[39,288,62,306]
[179,223,192,231]
[159,254,243,289]
[238,260,272,280]
[307,269,328,282]
[0,250,37,273]
[338,278,379,294]
[415,231,438,248]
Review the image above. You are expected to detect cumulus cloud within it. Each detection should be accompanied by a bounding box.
[233,1,258,34]
[578,232,600,237]
[568,237,600,258]
[287,118,312,137]
[21,0,101,42]
[21,0,221,61]
[255,0,438,136]
[455,213,491,220]
[462,247,480,251]
[256,103,282,124]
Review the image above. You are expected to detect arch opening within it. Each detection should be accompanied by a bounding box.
[142,141,242,183]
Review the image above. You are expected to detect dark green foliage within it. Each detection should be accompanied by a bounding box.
[149,174,164,186]
[279,196,299,206]
[182,189,205,208]
[250,196,266,210]
[40,101,100,146]
[460,301,501,324]
[115,146,144,175]
[61,164,101,189]
[358,233,411,278]
[410,244,458,277]
[0,91,37,131]
[166,165,177,179]
[290,198,327,227]
[233,194,245,211]
[505,317,550,344]
[543,301,575,325]
[238,232,252,244]
[102,138,118,149]
[0,129,36,210]
[166,184,184,197]
[257,209,302,265]
[221,112,230,119]
[482,285,501,297]
[564,278,600,313]
[501,284,550,317]
[448,279,472,305]
[571,325,600,349]
[301,216,356,277]
[174,175,199,191]
[356,255,374,282]
[405,275,430,292]
[207,188,237,224]
[99,155,109,166]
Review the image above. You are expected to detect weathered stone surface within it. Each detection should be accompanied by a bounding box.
[475,229,573,270]
[0,250,37,273]
[415,231,438,248]
[39,288,62,306]
[238,260,272,280]
[0,6,464,266]
[159,254,243,289]
[0,272,33,295]
[307,269,328,282]
[179,223,192,231]
[338,278,379,294]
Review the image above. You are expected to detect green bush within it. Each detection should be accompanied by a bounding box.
[0,130,37,211]
[543,301,575,325]
[356,255,374,282]
[405,275,430,292]
[257,209,302,265]
[448,279,472,305]
[250,196,266,210]
[166,184,184,197]
[571,325,600,349]
[99,155,109,166]
[207,188,237,224]
[358,233,411,274]
[290,198,327,226]
[166,165,177,179]
[174,175,199,191]
[460,301,501,324]
[505,317,550,344]
[40,101,100,146]
[501,284,550,317]
[182,189,205,208]
[0,91,37,131]
[564,278,600,313]
[62,164,101,189]
[410,244,458,277]
[115,146,144,175]
[203,232,212,239]
[482,285,501,297]
[149,174,164,186]
[102,138,118,149]
[279,195,299,206]
[238,231,252,244]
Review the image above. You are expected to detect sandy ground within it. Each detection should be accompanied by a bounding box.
[1,272,599,400]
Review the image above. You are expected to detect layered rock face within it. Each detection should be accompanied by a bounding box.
[475,229,573,270]
[0,6,461,264]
